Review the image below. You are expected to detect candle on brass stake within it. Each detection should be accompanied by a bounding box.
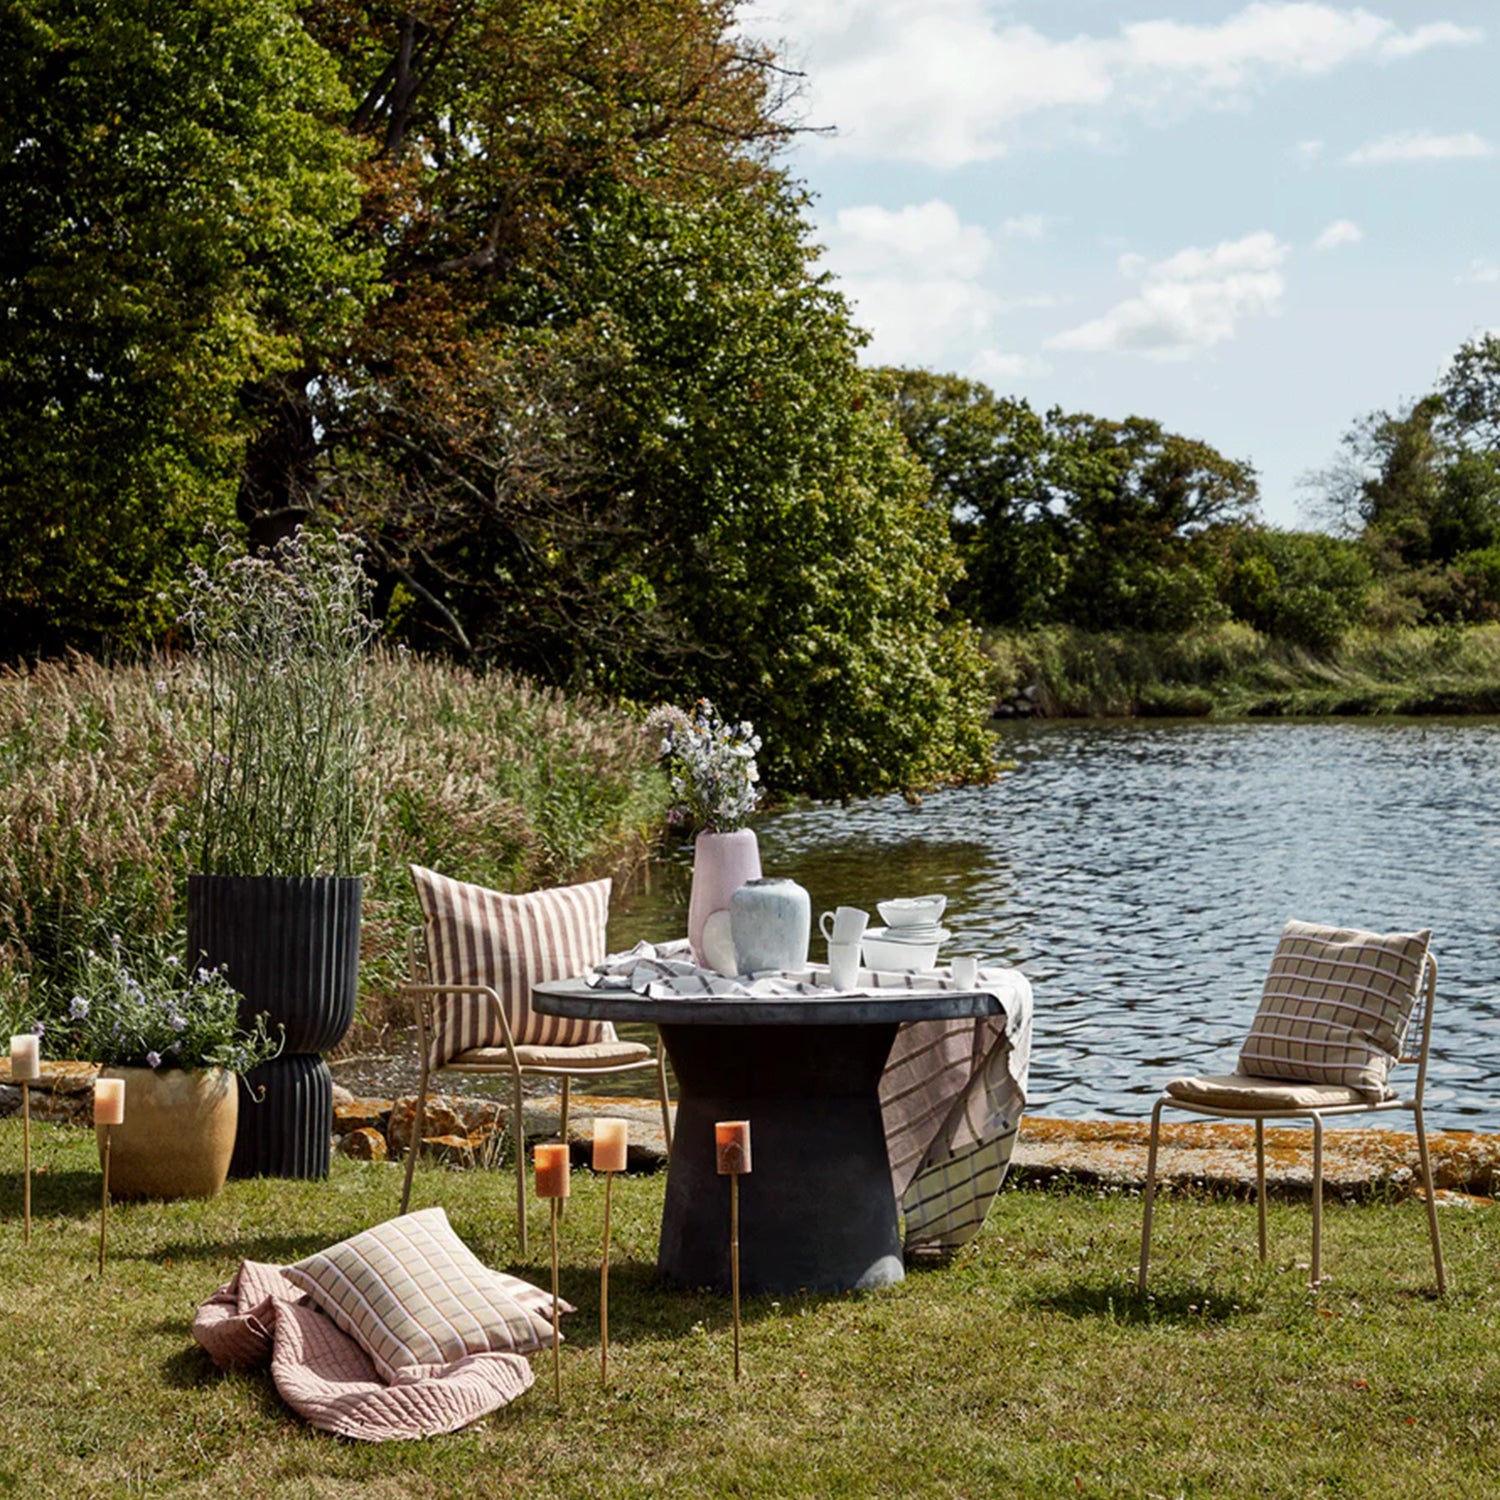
[93,1078,125,1275]
[715,1120,752,1381]
[533,1143,571,1403]
[11,1035,39,1247]
[592,1118,629,1385]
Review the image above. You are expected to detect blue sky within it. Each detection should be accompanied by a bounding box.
[740,0,1499,527]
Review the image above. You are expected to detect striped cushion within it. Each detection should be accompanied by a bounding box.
[284,1208,561,1383]
[1237,920,1431,1100]
[410,865,614,1066]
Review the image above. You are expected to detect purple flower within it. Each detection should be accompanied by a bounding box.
[69,996,90,1020]
[146,1050,162,1069]
[31,1020,45,1037]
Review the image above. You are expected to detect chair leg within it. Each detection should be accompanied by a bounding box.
[559,1075,571,1144]
[1413,1102,1448,1295]
[513,1070,529,1259]
[1255,1119,1268,1263]
[1311,1115,1324,1286]
[657,1051,674,1159]
[399,1071,430,1216]
[1137,1099,1165,1293]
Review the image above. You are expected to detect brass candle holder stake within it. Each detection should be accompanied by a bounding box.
[592,1118,629,1386]
[533,1142,571,1404]
[10,1035,41,1246]
[715,1120,752,1381]
[92,1078,126,1275]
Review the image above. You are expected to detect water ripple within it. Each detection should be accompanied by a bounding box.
[612,718,1500,1128]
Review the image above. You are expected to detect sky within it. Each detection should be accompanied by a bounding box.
[739,0,1499,528]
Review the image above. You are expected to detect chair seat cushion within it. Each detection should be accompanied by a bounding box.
[1166,1072,1381,1112]
[445,1039,653,1071]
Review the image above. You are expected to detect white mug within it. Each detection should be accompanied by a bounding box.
[827,940,861,992]
[819,905,870,945]
[951,955,980,989]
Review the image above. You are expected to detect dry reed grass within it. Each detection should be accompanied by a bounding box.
[0,651,667,1036]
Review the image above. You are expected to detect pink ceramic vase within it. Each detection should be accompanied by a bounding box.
[686,828,761,967]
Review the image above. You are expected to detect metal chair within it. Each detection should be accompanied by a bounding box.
[398,929,673,1257]
[1138,940,1445,1295]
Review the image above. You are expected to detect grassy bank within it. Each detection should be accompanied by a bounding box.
[0,1123,1494,1498]
[0,653,669,1032]
[986,622,1500,719]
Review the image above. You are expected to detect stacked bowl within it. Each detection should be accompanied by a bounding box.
[861,895,950,973]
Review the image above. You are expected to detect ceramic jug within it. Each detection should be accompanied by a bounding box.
[729,877,811,975]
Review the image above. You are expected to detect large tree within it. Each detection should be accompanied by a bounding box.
[0,0,377,654]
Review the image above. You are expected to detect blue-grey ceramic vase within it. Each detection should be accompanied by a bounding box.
[730,877,811,975]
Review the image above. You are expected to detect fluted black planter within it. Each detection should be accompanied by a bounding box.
[187,874,362,1179]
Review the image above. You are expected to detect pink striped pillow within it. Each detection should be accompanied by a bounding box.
[410,866,613,1066]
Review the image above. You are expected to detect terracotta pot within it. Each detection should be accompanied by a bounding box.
[94,1066,238,1199]
[686,828,761,969]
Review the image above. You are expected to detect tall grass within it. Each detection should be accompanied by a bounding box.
[987,622,1500,718]
[0,652,669,1035]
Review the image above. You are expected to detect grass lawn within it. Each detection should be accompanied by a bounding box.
[1,1123,1496,1499]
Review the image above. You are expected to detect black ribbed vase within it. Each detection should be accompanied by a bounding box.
[187,874,362,1179]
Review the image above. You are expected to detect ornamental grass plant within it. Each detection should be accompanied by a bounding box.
[180,528,378,878]
[0,1127,1495,1499]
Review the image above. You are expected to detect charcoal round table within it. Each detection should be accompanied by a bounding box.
[531,981,1005,1296]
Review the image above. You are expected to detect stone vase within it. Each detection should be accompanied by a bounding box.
[730,877,812,975]
[94,1065,238,1199]
[686,828,761,969]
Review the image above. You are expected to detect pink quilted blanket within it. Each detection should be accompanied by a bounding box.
[192,1260,536,1442]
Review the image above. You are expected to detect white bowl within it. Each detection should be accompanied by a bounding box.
[862,926,949,973]
[878,895,948,928]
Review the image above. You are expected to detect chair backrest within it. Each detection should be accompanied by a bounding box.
[407,864,612,1067]
[1399,951,1439,1103]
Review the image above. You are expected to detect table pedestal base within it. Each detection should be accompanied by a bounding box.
[655,1022,903,1295]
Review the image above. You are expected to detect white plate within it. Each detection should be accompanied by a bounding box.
[863,925,951,945]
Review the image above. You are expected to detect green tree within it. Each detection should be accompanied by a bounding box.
[876,369,1259,633]
[0,0,377,655]
[1223,529,1372,649]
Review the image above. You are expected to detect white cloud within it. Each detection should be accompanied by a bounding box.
[1290,138,1325,163]
[816,199,998,366]
[1001,213,1051,240]
[743,1,1481,167]
[969,348,1031,383]
[1046,231,1289,361]
[1459,259,1500,284]
[1313,219,1363,251]
[822,200,993,277]
[1347,129,1496,163]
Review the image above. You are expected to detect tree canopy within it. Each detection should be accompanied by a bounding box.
[0,0,993,796]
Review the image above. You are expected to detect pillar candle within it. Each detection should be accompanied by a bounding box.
[592,1118,629,1174]
[715,1119,752,1175]
[94,1077,125,1126]
[10,1034,40,1083]
[534,1142,571,1198]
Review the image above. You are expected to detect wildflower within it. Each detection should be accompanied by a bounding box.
[146,1050,162,1069]
[31,1020,45,1037]
[69,996,90,1020]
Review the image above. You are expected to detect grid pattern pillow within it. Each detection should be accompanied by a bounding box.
[1236,919,1431,1099]
[410,865,613,1066]
[284,1208,562,1383]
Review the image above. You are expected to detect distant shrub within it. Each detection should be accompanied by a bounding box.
[1223,530,1372,650]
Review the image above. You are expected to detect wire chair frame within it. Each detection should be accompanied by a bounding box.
[1137,952,1445,1295]
[398,931,673,1258]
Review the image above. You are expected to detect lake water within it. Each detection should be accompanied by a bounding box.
[611,717,1500,1130]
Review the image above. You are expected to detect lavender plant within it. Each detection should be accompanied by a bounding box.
[66,937,281,1074]
[181,528,378,875]
[645,699,762,834]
